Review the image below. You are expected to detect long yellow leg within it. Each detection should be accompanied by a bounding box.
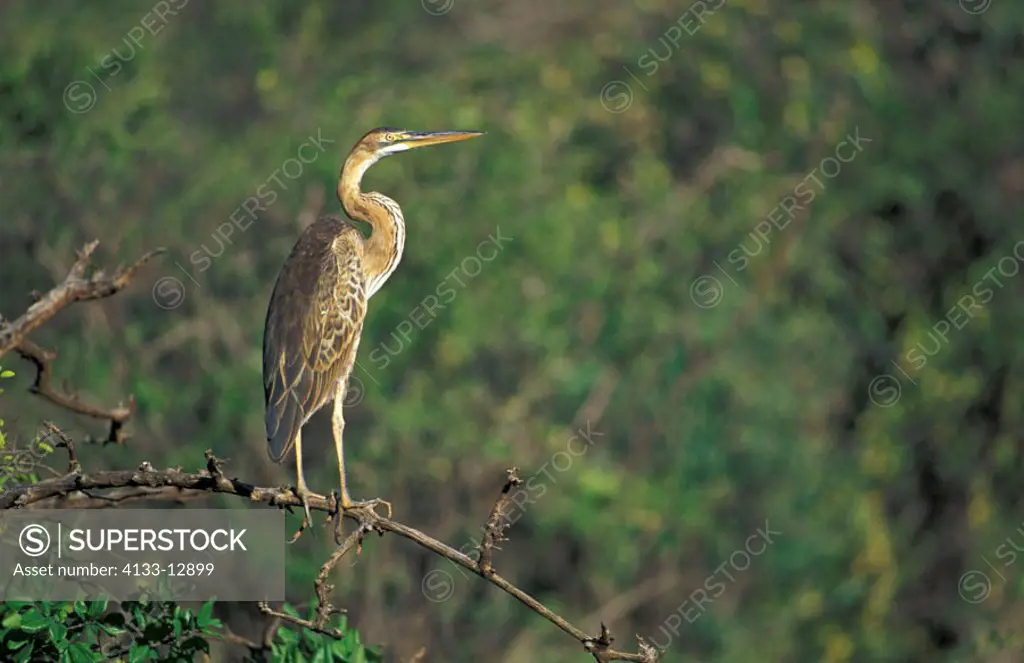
[292,429,314,527]
[331,390,353,507]
[332,387,391,517]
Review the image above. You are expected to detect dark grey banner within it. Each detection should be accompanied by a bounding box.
[0,509,285,601]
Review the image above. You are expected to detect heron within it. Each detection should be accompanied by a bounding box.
[262,127,484,534]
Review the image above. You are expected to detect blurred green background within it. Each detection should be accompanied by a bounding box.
[2,0,1024,661]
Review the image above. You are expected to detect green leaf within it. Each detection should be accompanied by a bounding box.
[12,641,33,663]
[197,600,214,628]
[87,599,108,619]
[82,624,99,643]
[19,609,50,633]
[2,612,22,629]
[48,621,68,643]
[128,645,155,663]
[66,642,95,663]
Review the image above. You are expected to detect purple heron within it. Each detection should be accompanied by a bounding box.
[263,127,484,532]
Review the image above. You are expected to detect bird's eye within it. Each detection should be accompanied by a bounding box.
[383,133,395,142]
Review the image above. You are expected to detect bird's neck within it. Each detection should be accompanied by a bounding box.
[360,192,406,298]
[338,160,405,299]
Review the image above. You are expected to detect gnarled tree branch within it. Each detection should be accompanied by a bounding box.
[0,240,164,357]
[14,341,135,444]
[0,449,658,662]
[0,241,161,443]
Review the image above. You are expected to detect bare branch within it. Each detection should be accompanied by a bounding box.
[14,340,135,444]
[258,521,367,639]
[477,466,522,575]
[0,240,164,358]
[41,421,80,474]
[0,453,657,662]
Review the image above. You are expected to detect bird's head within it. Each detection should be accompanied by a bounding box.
[338,127,484,210]
[352,127,485,161]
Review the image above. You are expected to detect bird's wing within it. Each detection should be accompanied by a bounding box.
[263,217,368,462]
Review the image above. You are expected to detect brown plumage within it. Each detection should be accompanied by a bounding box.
[262,127,484,531]
[263,218,366,461]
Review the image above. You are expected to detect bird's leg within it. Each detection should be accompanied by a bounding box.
[289,429,315,543]
[332,390,392,524]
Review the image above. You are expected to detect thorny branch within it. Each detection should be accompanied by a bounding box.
[477,466,522,575]
[0,447,658,662]
[257,524,368,639]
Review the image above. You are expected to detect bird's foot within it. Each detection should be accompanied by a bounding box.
[287,484,317,545]
[342,495,392,520]
[329,492,392,546]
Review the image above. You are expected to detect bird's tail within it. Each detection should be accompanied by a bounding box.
[266,390,303,463]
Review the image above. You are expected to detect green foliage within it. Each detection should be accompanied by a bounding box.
[0,599,377,663]
[0,598,216,662]
[250,604,381,663]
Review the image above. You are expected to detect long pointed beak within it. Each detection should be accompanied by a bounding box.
[401,131,485,149]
